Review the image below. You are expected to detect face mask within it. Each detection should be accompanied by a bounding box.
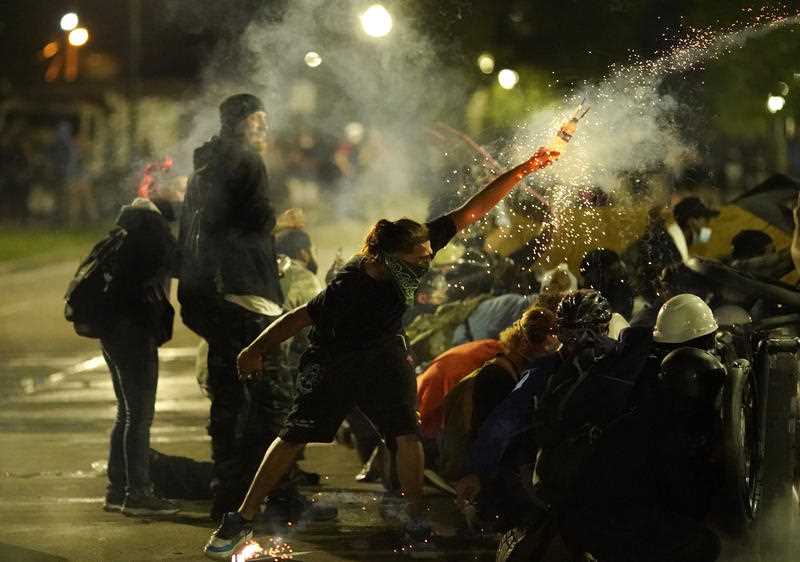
[559,325,613,364]
[697,226,712,244]
[383,254,431,306]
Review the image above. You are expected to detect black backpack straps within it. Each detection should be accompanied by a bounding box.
[64,227,129,338]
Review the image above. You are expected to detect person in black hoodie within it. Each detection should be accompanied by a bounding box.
[178,94,311,523]
[102,162,183,516]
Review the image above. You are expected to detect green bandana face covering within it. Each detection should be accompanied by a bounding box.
[383,254,431,306]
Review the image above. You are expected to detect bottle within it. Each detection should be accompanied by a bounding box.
[549,99,591,153]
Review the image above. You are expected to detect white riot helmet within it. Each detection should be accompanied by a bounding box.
[653,293,718,344]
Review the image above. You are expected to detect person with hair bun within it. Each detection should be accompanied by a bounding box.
[437,307,557,484]
[204,145,559,559]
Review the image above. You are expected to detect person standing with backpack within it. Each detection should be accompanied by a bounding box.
[101,161,185,515]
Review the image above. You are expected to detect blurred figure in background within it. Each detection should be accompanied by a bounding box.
[0,118,32,224]
[51,121,78,225]
[65,132,99,227]
[729,229,775,261]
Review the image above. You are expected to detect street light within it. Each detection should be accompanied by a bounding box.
[360,4,393,38]
[304,51,322,68]
[498,69,519,90]
[477,53,495,75]
[60,12,78,32]
[767,95,786,113]
[42,41,59,58]
[68,27,89,47]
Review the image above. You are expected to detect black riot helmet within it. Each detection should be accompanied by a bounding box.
[556,289,613,329]
[658,347,726,435]
[556,289,613,359]
[659,347,726,403]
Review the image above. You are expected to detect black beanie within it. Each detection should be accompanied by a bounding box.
[219,93,265,132]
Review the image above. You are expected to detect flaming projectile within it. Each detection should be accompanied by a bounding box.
[549,99,591,153]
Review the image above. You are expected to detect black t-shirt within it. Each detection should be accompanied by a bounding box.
[306,215,457,355]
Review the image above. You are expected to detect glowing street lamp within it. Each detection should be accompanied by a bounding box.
[304,51,322,68]
[68,27,89,47]
[767,95,786,114]
[477,53,495,75]
[498,69,519,90]
[360,4,393,38]
[60,12,79,32]
[42,41,59,58]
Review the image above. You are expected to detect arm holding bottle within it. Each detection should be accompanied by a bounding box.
[447,147,558,232]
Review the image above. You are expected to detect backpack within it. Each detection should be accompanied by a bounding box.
[439,355,519,481]
[531,356,638,505]
[176,165,219,338]
[64,227,128,338]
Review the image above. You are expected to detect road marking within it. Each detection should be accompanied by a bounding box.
[14,347,197,398]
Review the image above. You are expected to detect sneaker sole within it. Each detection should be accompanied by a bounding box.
[203,529,254,560]
[103,503,124,513]
[122,507,180,516]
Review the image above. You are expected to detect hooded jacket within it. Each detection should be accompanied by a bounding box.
[113,197,177,344]
[179,136,283,308]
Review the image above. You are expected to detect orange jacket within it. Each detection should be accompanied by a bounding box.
[416,339,504,439]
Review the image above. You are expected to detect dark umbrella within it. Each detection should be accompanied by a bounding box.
[730,174,800,233]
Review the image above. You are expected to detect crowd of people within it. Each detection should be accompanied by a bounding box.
[84,92,800,562]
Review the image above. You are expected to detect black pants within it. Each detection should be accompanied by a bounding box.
[205,300,294,515]
[101,318,159,496]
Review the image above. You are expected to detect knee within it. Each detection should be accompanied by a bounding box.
[127,400,155,427]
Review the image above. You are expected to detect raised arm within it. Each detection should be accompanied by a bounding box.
[447,147,558,232]
[237,305,312,378]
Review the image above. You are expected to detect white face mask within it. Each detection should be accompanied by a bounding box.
[697,226,712,244]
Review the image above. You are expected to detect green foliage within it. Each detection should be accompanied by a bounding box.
[700,26,799,140]
[0,225,111,264]
[476,68,560,130]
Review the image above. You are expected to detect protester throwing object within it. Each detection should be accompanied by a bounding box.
[203,144,559,560]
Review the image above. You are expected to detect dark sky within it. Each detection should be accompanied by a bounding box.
[0,0,276,83]
[0,1,788,86]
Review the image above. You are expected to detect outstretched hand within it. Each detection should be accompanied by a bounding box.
[520,147,559,175]
[237,346,264,381]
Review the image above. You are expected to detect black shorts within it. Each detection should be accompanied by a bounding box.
[280,341,418,444]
